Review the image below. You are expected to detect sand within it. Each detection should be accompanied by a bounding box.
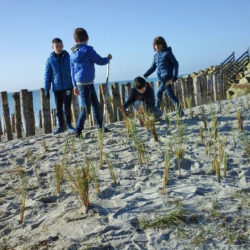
[0,95,249,249]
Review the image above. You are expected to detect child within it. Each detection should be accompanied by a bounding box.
[70,28,112,137]
[143,36,183,115]
[44,38,75,135]
[124,76,162,122]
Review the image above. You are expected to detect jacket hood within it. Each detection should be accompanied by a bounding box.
[50,50,69,58]
[71,43,91,63]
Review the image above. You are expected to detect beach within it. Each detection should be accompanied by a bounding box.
[0,95,249,249]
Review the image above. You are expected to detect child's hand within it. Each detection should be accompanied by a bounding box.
[74,88,79,96]
[108,54,112,60]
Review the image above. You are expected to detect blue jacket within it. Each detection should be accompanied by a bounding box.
[124,83,155,111]
[44,50,73,91]
[144,47,179,82]
[70,44,109,87]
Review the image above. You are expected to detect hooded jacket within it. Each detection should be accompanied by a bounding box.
[144,47,179,82]
[44,50,73,91]
[70,44,109,87]
[124,83,155,111]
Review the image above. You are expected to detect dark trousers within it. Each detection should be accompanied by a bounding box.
[76,84,103,133]
[156,82,179,109]
[54,89,72,128]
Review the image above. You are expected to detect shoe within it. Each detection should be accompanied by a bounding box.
[104,127,111,133]
[75,131,82,138]
[53,127,64,135]
[67,125,76,134]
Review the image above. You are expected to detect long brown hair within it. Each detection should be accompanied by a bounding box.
[153,36,167,51]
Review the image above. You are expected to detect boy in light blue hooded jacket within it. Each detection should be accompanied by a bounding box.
[70,28,112,137]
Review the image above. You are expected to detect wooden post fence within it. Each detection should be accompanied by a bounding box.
[40,88,52,134]
[20,89,35,137]
[0,92,13,140]
[71,94,80,126]
[13,92,22,138]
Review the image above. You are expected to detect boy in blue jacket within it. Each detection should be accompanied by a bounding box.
[70,28,112,137]
[124,77,162,123]
[44,38,75,135]
[144,36,183,115]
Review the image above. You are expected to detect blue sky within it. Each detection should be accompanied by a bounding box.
[0,0,249,92]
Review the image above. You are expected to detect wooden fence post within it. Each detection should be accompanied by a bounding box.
[0,91,13,140]
[206,73,214,103]
[193,76,202,106]
[125,82,134,116]
[11,114,16,133]
[38,110,43,129]
[99,83,114,123]
[13,92,22,138]
[212,74,219,102]
[51,109,57,128]
[71,94,80,126]
[40,88,52,134]
[111,83,123,121]
[98,84,104,115]
[200,74,208,104]
[176,78,184,109]
[28,91,36,135]
[121,84,126,107]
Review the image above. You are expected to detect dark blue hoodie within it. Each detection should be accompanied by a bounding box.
[44,50,73,91]
[144,47,179,82]
[124,83,155,111]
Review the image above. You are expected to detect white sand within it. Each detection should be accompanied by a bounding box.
[0,95,249,249]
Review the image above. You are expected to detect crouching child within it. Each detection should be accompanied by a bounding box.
[124,77,162,125]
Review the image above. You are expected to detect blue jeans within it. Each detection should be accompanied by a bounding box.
[76,84,103,133]
[134,100,162,119]
[156,82,179,109]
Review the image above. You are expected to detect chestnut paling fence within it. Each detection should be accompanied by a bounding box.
[0,71,229,142]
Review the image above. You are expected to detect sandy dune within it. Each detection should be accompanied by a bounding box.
[0,95,249,249]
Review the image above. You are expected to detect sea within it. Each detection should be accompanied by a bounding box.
[0,78,159,126]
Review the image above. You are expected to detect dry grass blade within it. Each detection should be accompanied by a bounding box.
[105,154,117,185]
[66,165,90,207]
[212,116,218,140]
[236,110,243,130]
[213,153,221,183]
[61,137,70,179]
[219,137,227,162]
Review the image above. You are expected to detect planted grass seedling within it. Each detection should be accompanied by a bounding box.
[137,106,159,142]
[129,118,148,166]
[236,110,243,131]
[118,107,130,137]
[39,129,47,152]
[219,137,227,162]
[66,165,90,208]
[212,115,218,140]
[54,164,61,195]
[105,153,117,185]
[201,107,208,130]
[213,151,221,183]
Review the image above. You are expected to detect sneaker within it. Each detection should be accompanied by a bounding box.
[75,131,82,138]
[53,127,64,135]
[67,126,76,134]
[104,127,111,133]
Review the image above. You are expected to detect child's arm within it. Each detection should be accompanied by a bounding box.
[168,52,179,80]
[90,48,110,65]
[144,59,156,78]
[124,89,136,110]
[44,59,52,95]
